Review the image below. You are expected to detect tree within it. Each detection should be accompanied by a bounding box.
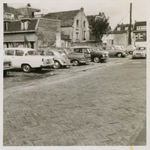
[89,15,111,44]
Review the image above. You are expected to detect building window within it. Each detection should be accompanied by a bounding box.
[83,21,85,28]
[4,22,8,31]
[137,26,146,30]
[117,27,121,31]
[76,20,79,28]
[83,31,86,40]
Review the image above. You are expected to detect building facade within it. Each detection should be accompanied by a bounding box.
[43,7,90,45]
[132,21,147,47]
[3,18,61,49]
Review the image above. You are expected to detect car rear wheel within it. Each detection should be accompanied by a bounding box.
[53,61,61,69]
[94,57,100,63]
[72,60,79,66]
[22,64,31,73]
[117,53,122,58]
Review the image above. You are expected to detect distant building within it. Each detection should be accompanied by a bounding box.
[3,18,61,49]
[16,5,41,18]
[132,21,147,47]
[3,3,21,20]
[102,23,134,46]
[43,7,90,45]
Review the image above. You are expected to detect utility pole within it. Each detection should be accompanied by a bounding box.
[128,3,132,45]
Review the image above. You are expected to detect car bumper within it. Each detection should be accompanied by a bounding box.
[101,56,109,60]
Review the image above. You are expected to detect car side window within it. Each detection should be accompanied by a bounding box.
[83,49,88,53]
[74,49,79,53]
[47,51,54,56]
[15,50,24,56]
[5,50,14,56]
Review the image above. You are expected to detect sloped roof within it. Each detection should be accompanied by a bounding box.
[43,9,80,27]
[5,19,38,32]
[3,3,22,19]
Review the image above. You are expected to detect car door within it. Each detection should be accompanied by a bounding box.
[4,49,15,67]
[13,50,25,68]
[106,47,114,57]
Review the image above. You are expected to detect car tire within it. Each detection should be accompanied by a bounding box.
[94,57,100,63]
[22,64,31,73]
[129,51,133,55]
[53,61,61,69]
[4,70,8,77]
[117,53,122,58]
[72,60,79,66]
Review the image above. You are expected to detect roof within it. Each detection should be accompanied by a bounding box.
[5,19,38,32]
[43,9,80,27]
[3,3,22,19]
[133,21,146,30]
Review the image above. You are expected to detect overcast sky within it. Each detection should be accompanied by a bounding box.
[5,0,148,30]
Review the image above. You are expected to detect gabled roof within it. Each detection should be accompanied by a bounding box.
[5,19,38,32]
[43,9,80,27]
[3,3,22,19]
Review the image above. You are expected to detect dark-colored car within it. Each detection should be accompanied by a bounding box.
[57,47,91,66]
[71,46,109,63]
[103,46,127,58]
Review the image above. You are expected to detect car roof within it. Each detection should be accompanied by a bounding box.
[4,48,35,52]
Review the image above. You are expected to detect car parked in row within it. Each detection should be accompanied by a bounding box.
[125,45,136,55]
[39,48,71,69]
[58,47,91,66]
[132,47,147,59]
[4,48,54,73]
[102,46,127,58]
[3,58,13,77]
[71,46,109,63]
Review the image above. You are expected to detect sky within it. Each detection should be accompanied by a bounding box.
[6,0,148,30]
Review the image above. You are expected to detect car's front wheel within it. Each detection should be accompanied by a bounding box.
[117,53,122,58]
[72,60,79,66]
[53,61,61,69]
[93,57,100,63]
[22,64,31,73]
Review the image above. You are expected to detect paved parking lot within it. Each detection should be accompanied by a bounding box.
[3,56,146,146]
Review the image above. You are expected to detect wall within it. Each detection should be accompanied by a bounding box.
[72,11,90,42]
[36,18,61,50]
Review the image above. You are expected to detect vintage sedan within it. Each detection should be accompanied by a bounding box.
[3,57,13,77]
[103,46,127,58]
[125,45,136,54]
[4,48,54,73]
[71,46,109,63]
[58,47,91,66]
[39,48,71,69]
[132,47,147,59]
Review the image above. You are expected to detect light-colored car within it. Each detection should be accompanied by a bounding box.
[3,57,13,77]
[39,48,71,69]
[4,48,54,73]
[58,47,91,66]
[132,47,147,59]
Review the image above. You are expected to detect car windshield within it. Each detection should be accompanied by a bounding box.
[26,50,39,56]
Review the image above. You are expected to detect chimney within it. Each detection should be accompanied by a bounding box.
[81,7,84,12]
[3,3,8,10]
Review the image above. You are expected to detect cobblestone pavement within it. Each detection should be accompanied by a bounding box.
[3,57,146,146]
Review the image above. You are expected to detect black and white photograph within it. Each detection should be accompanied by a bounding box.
[2,0,149,149]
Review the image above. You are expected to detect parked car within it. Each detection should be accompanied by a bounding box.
[103,46,127,58]
[39,48,71,69]
[3,57,13,77]
[57,47,91,66]
[132,47,147,59]
[4,48,54,73]
[125,45,136,54]
[71,46,109,63]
